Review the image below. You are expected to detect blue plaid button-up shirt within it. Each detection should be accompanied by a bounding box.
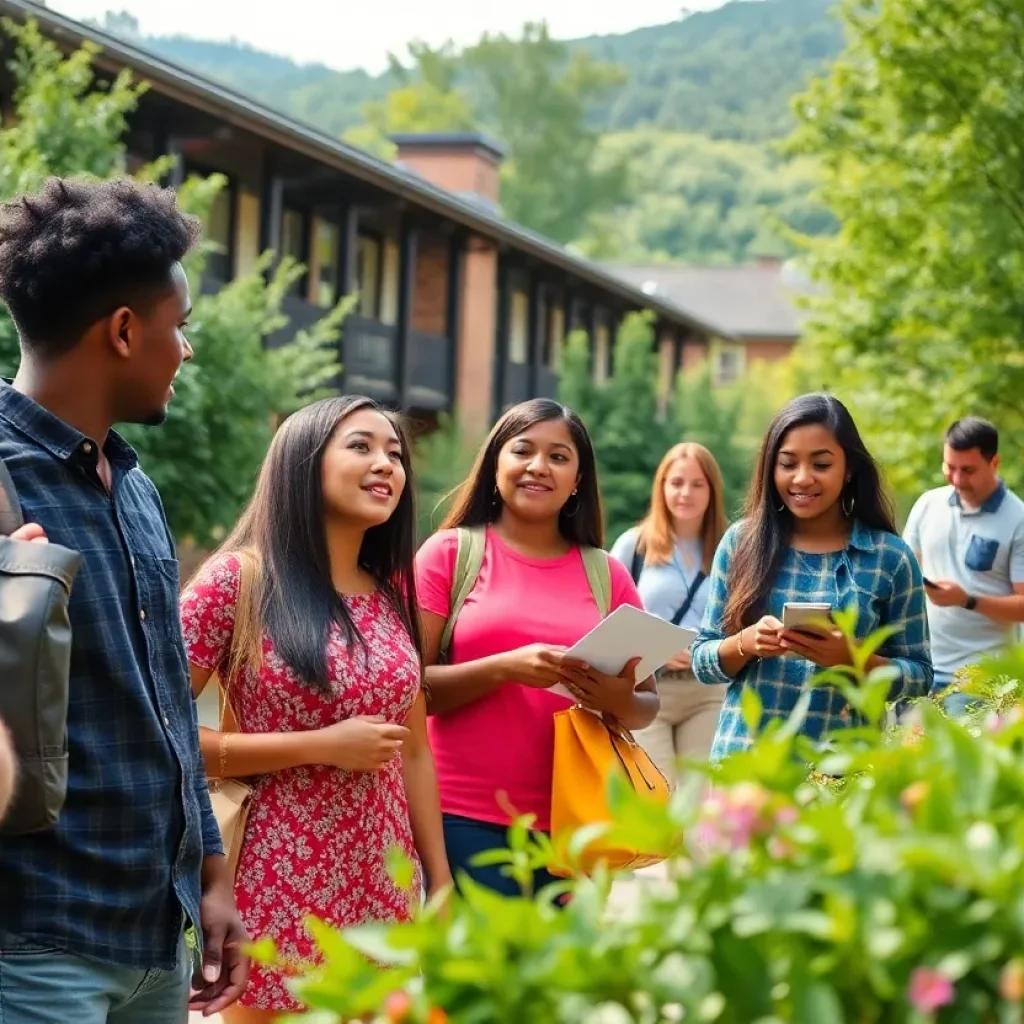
[692,518,932,761]
[0,382,221,970]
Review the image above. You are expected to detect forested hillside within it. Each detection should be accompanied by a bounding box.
[91,0,842,262]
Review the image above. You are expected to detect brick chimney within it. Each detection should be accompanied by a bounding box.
[391,132,506,213]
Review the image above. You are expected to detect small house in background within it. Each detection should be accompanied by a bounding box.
[607,257,811,387]
[0,0,733,433]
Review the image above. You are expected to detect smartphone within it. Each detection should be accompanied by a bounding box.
[922,577,937,588]
[781,602,833,659]
[781,602,833,636]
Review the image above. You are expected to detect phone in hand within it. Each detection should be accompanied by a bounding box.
[922,577,938,588]
[781,602,833,637]
[781,602,833,660]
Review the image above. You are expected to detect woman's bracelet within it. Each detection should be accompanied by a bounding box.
[218,731,230,778]
[736,628,748,659]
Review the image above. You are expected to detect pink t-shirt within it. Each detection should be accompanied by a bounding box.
[415,527,642,832]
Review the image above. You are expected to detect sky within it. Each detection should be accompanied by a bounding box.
[48,0,728,73]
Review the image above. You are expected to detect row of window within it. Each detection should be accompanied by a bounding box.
[202,176,392,322]
[201,172,694,385]
[505,284,613,378]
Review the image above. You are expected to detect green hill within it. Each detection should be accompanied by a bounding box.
[100,0,840,142]
[90,0,843,263]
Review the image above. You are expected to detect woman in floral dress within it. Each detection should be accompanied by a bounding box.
[181,395,450,1021]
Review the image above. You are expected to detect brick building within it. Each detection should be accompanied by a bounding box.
[608,258,812,387]
[0,0,732,432]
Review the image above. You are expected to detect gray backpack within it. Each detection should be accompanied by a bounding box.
[0,460,81,834]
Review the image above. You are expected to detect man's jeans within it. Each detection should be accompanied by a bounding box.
[0,934,191,1024]
[933,671,978,719]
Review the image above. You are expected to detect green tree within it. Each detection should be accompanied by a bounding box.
[578,130,832,265]
[345,25,629,245]
[788,0,1024,502]
[0,19,341,545]
[466,23,629,244]
[342,42,475,160]
[412,414,484,541]
[558,313,674,543]
[558,316,770,539]
[674,362,753,518]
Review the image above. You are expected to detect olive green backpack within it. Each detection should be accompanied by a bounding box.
[438,526,611,661]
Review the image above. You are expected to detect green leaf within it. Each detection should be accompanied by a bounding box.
[792,979,844,1024]
[741,685,764,735]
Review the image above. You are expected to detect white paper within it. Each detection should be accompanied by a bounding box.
[552,605,698,695]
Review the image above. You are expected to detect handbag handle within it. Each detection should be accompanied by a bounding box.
[216,549,258,735]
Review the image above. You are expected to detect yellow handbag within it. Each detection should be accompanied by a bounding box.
[550,704,671,876]
[440,531,672,877]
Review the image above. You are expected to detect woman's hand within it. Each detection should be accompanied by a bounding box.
[663,649,692,673]
[779,628,852,668]
[742,615,786,659]
[497,644,569,688]
[559,656,643,720]
[312,715,411,772]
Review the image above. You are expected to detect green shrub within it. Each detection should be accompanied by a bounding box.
[251,624,1024,1023]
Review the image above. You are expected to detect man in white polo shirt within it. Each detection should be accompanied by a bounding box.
[903,417,1024,713]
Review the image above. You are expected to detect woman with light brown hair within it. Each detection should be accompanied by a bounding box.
[610,442,729,783]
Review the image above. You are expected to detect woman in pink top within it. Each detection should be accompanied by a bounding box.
[415,398,659,895]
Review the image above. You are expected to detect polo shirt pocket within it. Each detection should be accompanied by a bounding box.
[965,534,999,572]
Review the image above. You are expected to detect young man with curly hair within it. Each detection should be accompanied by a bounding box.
[0,177,247,1023]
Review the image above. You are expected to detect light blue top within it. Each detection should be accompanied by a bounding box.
[903,481,1024,681]
[609,526,708,630]
[691,519,933,761]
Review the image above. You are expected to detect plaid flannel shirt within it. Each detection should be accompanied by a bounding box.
[691,518,932,761]
[0,382,220,969]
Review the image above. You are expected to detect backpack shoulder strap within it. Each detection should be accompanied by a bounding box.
[580,546,612,619]
[0,459,25,536]
[439,527,486,662]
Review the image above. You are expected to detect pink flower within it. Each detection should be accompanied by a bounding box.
[908,967,954,1014]
[691,783,774,854]
[774,804,799,826]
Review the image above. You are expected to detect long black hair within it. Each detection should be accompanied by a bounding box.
[722,392,896,633]
[441,397,605,549]
[211,395,422,691]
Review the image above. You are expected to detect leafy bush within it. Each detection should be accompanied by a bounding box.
[252,627,1024,1023]
[411,415,485,542]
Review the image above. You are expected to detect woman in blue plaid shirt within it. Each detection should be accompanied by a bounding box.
[691,393,932,760]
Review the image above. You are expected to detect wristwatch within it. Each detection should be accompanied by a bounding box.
[964,594,978,611]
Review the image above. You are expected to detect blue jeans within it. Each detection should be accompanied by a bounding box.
[0,933,191,1024]
[442,813,561,899]
[932,672,979,719]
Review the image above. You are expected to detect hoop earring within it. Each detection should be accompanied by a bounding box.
[491,485,501,511]
[776,503,785,513]
[842,493,855,517]
[563,489,580,519]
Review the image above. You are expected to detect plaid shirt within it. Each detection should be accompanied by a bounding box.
[691,518,932,761]
[0,382,221,969]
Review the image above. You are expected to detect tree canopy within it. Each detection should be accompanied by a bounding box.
[789,0,1024,503]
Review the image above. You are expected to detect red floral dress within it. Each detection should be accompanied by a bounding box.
[180,553,422,1012]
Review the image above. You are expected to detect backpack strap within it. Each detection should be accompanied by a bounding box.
[438,526,486,662]
[580,546,612,619]
[0,460,25,536]
[629,536,645,585]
